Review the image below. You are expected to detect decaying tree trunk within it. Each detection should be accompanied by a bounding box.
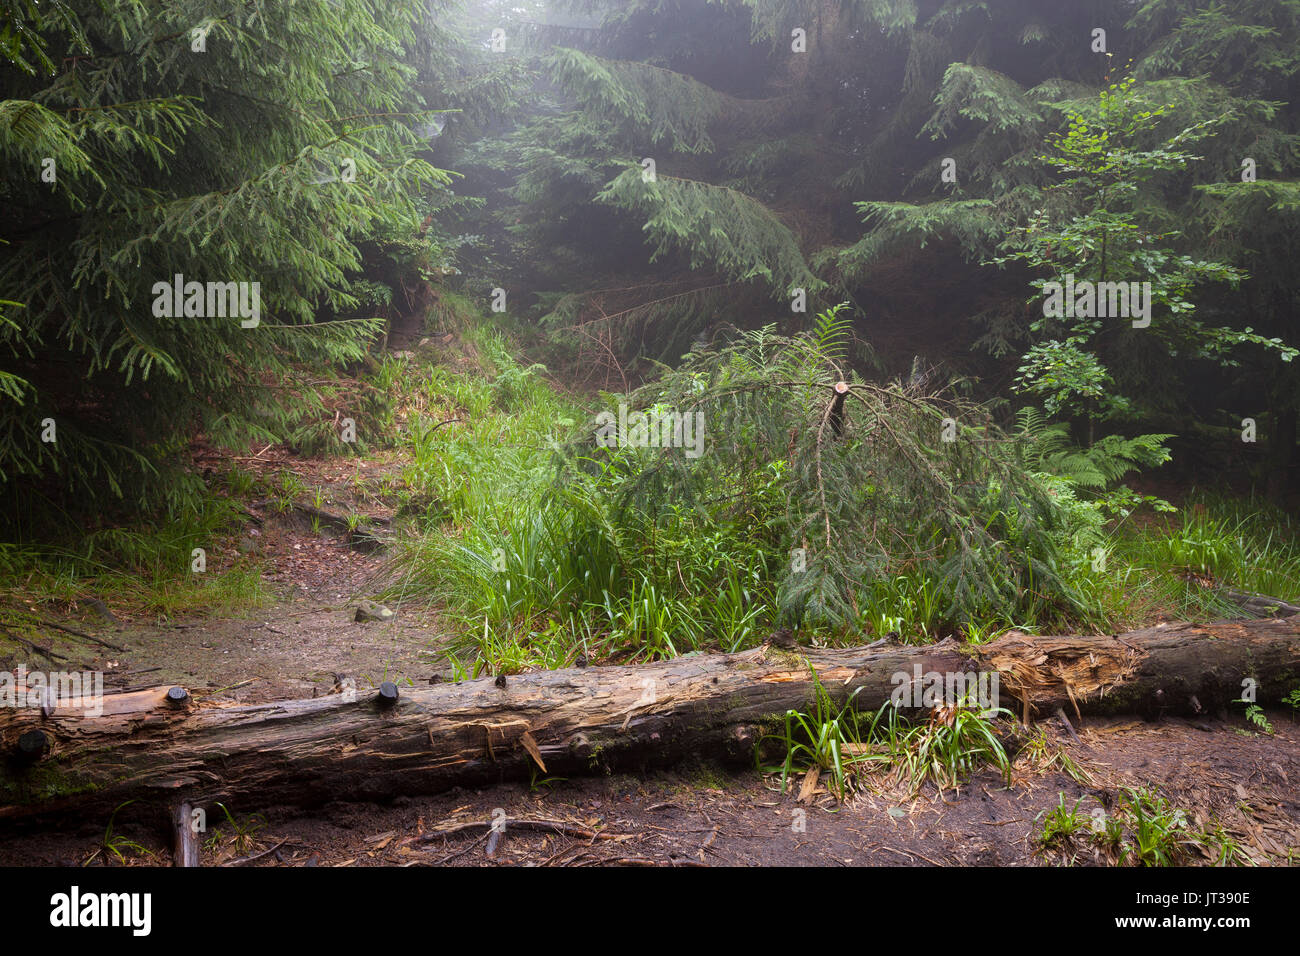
[1,618,1296,821]
[1215,586,1300,618]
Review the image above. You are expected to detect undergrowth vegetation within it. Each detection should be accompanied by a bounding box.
[4,310,1299,670]
[757,668,1013,800]
[386,313,1300,675]
[1036,788,1250,867]
[0,496,269,621]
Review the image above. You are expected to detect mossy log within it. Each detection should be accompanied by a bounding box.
[1,618,1296,821]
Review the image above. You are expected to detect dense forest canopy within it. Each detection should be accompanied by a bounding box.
[1,1,1297,614]
[438,0,1300,481]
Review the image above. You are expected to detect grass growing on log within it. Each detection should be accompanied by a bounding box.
[911,699,1013,790]
[759,669,866,799]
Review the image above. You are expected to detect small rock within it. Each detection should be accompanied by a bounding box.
[767,627,796,649]
[83,597,120,624]
[354,600,395,623]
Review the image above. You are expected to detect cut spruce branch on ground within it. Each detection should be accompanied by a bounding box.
[1,618,1296,822]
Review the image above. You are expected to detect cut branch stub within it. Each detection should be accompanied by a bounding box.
[829,381,849,438]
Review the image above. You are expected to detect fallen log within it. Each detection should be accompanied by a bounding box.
[1,618,1296,822]
[1215,586,1300,618]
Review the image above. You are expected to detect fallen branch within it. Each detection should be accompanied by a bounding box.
[25,617,127,653]
[1215,587,1300,618]
[222,838,294,867]
[0,627,71,664]
[417,818,631,843]
[426,830,492,865]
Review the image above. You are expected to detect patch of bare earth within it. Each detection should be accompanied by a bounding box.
[14,453,455,704]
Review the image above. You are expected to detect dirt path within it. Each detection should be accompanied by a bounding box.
[5,452,456,704]
[107,597,449,704]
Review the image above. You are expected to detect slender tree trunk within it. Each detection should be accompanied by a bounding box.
[1267,402,1296,502]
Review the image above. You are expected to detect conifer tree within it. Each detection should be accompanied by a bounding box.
[830,0,1299,474]
[0,0,457,526]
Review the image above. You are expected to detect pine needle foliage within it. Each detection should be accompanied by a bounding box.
[596,167,824,295]
[561,305,1084,626]
[546,47,729,154]
[0,0,455,528]
[827,199,1000,276]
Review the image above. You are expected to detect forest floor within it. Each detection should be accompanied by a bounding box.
[2,711,1297,867]
[4,329,1298,867]
[6,451,449,704]
[4,494,1299,867]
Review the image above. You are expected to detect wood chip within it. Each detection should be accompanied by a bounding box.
[798,766,821,804]
[520,730,546,772]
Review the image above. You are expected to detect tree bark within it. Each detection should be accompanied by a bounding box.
[172,801,199,867]
[2,618,1296,821]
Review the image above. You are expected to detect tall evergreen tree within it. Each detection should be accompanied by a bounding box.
[452,0,1300,485]
[0,0,456,527]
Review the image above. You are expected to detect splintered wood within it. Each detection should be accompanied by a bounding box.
[978,631,1143,721]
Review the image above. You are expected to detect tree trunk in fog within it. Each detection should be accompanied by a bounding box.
[2,618,1297,822]
[1267,403,1297,501]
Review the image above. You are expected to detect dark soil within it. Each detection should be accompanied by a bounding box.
[4,712,1295,867]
